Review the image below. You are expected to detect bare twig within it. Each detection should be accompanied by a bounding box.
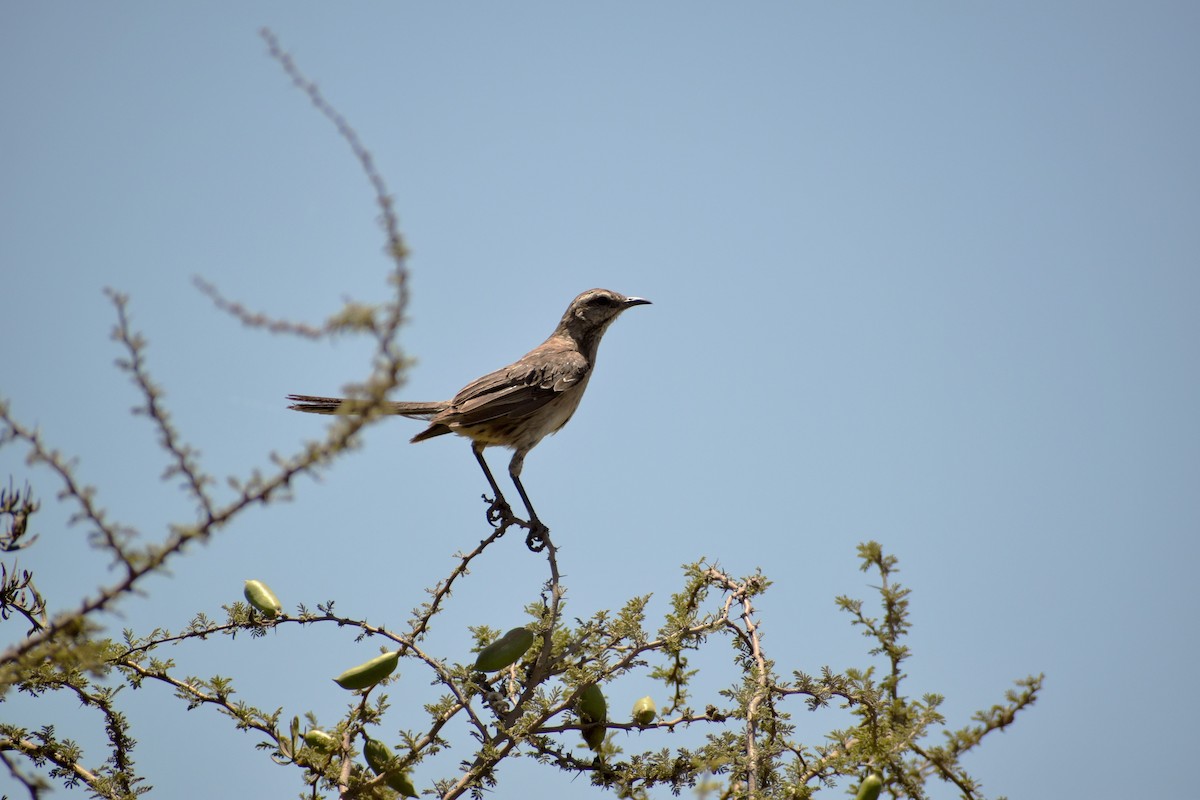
[108,289,215,522]
[192,277,326,338]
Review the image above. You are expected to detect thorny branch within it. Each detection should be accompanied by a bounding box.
[705,567,773,795]
[108,289,216,523]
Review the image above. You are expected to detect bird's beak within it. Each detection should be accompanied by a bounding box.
[623,297,652,308]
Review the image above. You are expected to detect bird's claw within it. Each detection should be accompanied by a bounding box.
[524,522,550,553]
[484,495,512,527]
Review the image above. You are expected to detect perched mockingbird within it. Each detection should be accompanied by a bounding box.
[288,288,650,549]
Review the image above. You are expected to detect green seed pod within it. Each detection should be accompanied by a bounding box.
[855,773,883,800]
[304,729,337,750]
[362,738,390,774]
[474,627,535,672]
[362,738,418,797]
[631,696,656,726]
[581,723,606,752]
[577,683,607,725]
[243,579,282,618]
[333,651,399,691]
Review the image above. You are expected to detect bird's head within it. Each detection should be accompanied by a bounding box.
[561,288,651,332]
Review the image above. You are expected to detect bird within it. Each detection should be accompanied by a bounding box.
[287,288,650,549]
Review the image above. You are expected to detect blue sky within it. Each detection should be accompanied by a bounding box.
[2,3,1197,798]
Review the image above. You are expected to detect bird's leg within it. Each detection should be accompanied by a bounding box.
[509,451,550,552]
[471,443,511,527]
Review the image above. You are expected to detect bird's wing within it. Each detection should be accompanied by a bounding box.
[440,350,588,427]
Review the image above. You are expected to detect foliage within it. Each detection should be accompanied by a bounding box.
[0,30,1041,799]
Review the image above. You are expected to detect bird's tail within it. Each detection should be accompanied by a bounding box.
[286,394,447,420]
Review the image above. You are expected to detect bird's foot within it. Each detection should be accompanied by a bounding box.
[524,521,550,553]
[484,495,513,528]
